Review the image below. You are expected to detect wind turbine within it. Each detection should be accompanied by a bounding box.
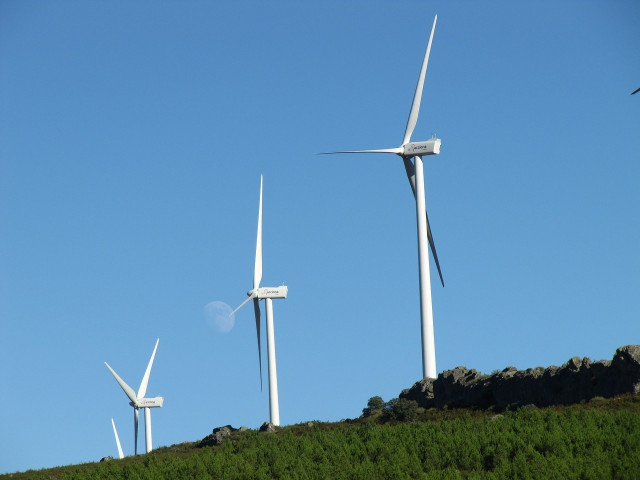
[231,175,288,426]
[111,418,124,459]
[105,338,164,455]
[323,15,443,379]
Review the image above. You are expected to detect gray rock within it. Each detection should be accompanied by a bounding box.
[433,367,490,408]
[259,422,277,433]
[610,345,640,394]
[400,377,435,408]
[565,356,582,371]
[198,425,237,447]
[100,456,113,462]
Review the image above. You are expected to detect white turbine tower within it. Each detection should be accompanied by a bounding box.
[111,418,124,459]
[231,175,288,426]
[324,15,443,379]
[105,338,164,455]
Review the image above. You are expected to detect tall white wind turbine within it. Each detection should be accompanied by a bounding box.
[111,418,124,459]
[231,175,288,426]
[324,15,443,379]
[105,338,164,455]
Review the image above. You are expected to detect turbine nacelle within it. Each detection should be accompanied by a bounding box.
[129,397,164,409]
[236,286,289,315]
[402,139,441,157]
[252,286,288,300]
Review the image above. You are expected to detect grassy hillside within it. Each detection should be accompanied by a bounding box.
[4,395,639,480]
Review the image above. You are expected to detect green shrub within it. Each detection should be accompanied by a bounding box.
[362,396,385,416]
[383,398,419,422]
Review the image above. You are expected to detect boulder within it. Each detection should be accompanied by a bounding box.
[198,425,236,447]
[259,422,277,433]
[259,421,277,432]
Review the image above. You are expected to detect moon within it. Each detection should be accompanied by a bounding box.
[204,301,235,333]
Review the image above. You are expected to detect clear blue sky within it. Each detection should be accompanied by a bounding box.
[1,0,639,473]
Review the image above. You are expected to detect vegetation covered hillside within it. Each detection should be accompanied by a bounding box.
[3,394,639,480]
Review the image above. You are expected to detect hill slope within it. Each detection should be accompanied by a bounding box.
[3,395,639,480]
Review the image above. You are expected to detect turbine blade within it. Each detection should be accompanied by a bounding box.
[403,157,417,196]
[253,298,263,391]
[111,418,124,459]
[404,156,444,286]
[254,175,263,290]
[105,362,138,405]
[425,207,444,287]
[134,409,139,456]
[231,292,255,316]
[138,338,159,399]
[403,14,437,145]
[319,148,403,155]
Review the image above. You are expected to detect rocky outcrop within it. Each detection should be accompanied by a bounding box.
[400,345,640,410]
[198,425,237,447]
